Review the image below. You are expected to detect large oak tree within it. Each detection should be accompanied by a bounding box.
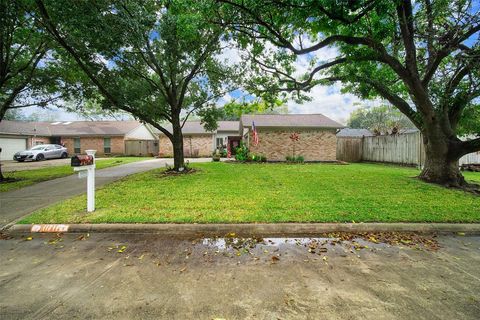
[219,0,480,188]
[0,0,69,122]
[0,0,67,181]
[34,0,238,170]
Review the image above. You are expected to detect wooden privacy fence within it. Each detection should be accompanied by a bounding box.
[337,132,480,166]
[125,140,159,156]
[336,137,363,162]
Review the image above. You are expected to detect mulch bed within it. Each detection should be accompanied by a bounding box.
[160,167,198,177]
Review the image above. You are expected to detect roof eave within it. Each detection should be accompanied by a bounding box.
[244,125,345,129]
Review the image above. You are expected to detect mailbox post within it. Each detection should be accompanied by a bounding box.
[85,150,96,212]
[71,150,96,212]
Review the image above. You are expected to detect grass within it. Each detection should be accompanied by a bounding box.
[20,162,480,224]
[0,157,152,192]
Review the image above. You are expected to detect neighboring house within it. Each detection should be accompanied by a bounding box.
[0,121,50,161]
[158,121,240,157]
[240,114,345,161]
[0,120,158,160]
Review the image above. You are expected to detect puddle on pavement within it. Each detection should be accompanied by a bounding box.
[1,231,440,267]
[194,232,440,257]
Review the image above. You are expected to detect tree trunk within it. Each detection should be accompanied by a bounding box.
[0,148,4,182]
[171,118,185,171]
[418,127,467,188]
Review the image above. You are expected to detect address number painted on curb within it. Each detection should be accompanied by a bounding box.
[30,224,70,233]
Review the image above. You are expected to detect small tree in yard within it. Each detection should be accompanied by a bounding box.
[219,0,480,189]
[33,0,238,171]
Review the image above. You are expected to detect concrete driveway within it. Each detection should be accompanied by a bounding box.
[1,157,115,172]
[0,232,478,319]
[1,158,73,172]
[0,158,213,229]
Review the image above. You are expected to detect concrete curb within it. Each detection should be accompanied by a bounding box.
[7,223,480,237]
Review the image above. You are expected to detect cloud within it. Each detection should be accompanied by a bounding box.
[286,83,385,125]
[216,41,243,65]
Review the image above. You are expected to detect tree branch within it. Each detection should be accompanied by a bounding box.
[460,137,480,155]
[423,23,480,85]
[396,0,419,76]
[177,34,220,109]
[34,0,121,109]
[327,76,422,128]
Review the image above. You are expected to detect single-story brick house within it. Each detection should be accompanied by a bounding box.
[0,120,158,160]
[158,114,344,161]
[158,121,240,157]
[240,114,345,161]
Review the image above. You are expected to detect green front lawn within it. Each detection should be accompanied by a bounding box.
[1,157,152,192]
[20,162,480,224]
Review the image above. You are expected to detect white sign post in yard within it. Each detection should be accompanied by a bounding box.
[73,149,97,212]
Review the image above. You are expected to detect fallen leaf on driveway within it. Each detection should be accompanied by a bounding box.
[25,236,33,241]
[76,234,90,241]
[118,246,127,253]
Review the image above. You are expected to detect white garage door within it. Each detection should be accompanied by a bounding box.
[0,138,27,160]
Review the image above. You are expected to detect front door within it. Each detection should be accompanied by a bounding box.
[228,137,241,155]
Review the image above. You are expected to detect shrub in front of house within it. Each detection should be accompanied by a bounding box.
[286,155,305,163]
[234,142,267,163]
[235,142,249,162]
[248,154,267,162]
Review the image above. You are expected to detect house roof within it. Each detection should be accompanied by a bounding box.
[337,128,374,137]
[0,121,51,136]
[158,121,240,135]
[0,120,143,137]
[241,114,345,129]
[399,128,420,134]
[218,121,241,132]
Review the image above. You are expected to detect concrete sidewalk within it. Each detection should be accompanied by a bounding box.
[0,158,212,229]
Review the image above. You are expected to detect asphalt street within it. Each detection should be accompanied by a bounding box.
[0,232,478,319]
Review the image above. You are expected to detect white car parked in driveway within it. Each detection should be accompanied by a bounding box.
[13,144,68,162]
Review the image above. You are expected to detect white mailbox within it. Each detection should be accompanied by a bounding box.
[73,149,96,212]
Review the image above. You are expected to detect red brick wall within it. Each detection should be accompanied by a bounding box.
[61,136,125,155]
[27,136,51,148]
[159,134,213,157]
[247,128,337,161]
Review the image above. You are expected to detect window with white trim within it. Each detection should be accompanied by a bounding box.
[216,137,224,148]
